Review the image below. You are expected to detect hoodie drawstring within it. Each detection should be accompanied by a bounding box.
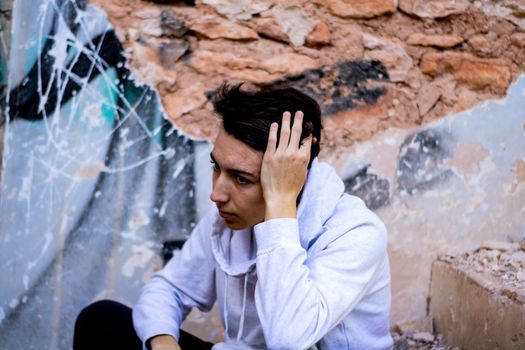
[223,275,229,339]
[236,274,249,343]
[222,273,249,344]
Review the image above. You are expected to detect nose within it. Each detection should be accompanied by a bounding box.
[210,174,229,204]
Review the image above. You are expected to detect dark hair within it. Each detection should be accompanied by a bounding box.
[212,83,323,168]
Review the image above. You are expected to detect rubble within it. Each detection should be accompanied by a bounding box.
[391,239,525,349]
[442,239,525,297]
[392,329,460,350]
[430,239,525,349]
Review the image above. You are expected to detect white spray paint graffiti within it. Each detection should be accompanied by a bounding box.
[0,1,195,348]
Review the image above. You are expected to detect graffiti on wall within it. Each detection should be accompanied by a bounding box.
[0,1,195,348]
[0,0,496,347]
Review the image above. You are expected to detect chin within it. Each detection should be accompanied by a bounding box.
[224,220,248,230]
[226,219,265,231]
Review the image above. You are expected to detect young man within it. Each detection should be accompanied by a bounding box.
[74,84,392,350]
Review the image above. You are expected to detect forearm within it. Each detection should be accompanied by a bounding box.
[253,218,386,348]
[254,219,331,348]
[133,275,186,343]
[133,210,218,343]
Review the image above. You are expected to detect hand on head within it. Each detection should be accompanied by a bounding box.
[261,110,313,220]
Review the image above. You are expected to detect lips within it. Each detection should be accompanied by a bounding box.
[219,210,236,220]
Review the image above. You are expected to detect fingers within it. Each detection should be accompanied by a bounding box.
[277,111,291,151]
[289,111,304,149]
[299,133,313,158]
[266,122,278,153]
[273,110,309,155]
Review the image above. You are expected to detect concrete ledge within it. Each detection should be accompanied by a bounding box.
[430,256,525,349]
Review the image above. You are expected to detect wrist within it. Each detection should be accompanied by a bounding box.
[264,198,297,220]
[149,335,180,350]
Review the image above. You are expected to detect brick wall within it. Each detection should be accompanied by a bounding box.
[92,0,525,158]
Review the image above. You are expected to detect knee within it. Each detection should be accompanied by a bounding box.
[76,299,119,328]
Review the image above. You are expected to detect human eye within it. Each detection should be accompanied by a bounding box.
[210,159,219,172]
[235,174,250,185]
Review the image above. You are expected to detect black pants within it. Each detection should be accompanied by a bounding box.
[73,299,214,350]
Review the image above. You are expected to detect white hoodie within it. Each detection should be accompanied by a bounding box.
[133,159,393,350]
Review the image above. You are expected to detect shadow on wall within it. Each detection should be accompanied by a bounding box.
[0,1,195,349]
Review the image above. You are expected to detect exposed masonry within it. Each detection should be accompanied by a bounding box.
[90,0,525,211]
[92,0,525,150]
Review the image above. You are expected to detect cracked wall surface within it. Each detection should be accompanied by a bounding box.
[91,0,525,153]
[1,0,524,348]
[338,75,525,322]
[89,0,525,322]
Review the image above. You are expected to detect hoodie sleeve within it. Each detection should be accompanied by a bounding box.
[132,210,217,346]
[253,210,389,349]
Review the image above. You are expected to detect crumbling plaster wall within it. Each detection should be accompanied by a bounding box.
[90,0,525,324]
[91,0,525,151]
[340,75,525,323]
[1,1,523,347]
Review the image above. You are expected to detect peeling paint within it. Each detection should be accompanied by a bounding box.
[510,158,525,193]
[122,245,155,278]
[446,143,490,182]
[128,210,151,231]
[351,75,525,322]
[515,158,525,183]
[77,163,107,179]
[464,190,488,216]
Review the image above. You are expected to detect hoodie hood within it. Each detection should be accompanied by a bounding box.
[210,158,345,276]
[211,220,257,277]
[296,158,346,249]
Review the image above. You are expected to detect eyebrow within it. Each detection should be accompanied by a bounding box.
[210,153,259,179]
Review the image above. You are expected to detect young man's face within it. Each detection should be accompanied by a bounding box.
[209,128,266,230]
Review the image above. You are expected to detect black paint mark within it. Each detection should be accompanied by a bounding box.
[8,29,126,121]
[343,165,390,210]
[204,59,390,117]
[162,239,187,263]
[265,60,390,116]
[396,128,454,195]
